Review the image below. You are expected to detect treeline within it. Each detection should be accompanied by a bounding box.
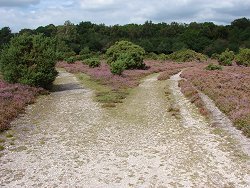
[0,17,250,57]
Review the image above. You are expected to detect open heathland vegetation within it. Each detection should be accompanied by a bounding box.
[181,66,250,137]
[0,80,45,131]
[0,16,250,187]
[0,18,249,152]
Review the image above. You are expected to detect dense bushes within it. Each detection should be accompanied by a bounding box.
[235,48,250,66]
[144,52,158,60]
[167,49,207,62]
[211,53,220,59]
[106,41,145,74]
[64,47,101,65]
[65,56,76,64]
[0,34,57,89]
[64,55,85,63]
[84,58,100,68]
[218,49,235,66]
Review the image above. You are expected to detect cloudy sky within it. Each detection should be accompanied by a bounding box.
[1,0,250,32]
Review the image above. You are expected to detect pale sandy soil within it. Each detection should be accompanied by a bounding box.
[0,70,249,187]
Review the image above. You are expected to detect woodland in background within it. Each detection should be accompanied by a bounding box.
[0,17,250,57]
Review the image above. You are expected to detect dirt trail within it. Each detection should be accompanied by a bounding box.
[0,70,249,187]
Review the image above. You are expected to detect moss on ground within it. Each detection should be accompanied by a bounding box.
[77,73,130,108]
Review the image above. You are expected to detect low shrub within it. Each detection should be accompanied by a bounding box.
[218,49,234,66]
[106,40,145,72]
[79,47,101,60]
[0,34,57,89]
[65,56,76,64]
[168,49,207,62]
[119,53,143,69]
[205,63,222,71]
[235,48,250,66]
[144,52,158,60]
[158,53,168,61]
[65,55,90,64]
[84,58,100,68]
[110,60,126,75]
[79,47,91,56]
[211,53,220,60]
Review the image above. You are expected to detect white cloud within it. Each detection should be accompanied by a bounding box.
[0,0,250,32]
[79,0,115,8]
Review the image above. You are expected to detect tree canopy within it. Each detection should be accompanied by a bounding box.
[0,17,250,57]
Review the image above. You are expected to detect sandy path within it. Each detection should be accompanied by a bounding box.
[0,70,249,187]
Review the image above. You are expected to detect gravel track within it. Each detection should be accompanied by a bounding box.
[0,70,249,187]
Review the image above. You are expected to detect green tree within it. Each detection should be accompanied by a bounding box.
[0,27,13,49]
[57,20,80,53]
[36,24,57,37]
[156,38,172,54]
[231,17,250,30]
[0,34,58,88]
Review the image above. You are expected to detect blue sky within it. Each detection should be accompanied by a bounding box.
[1,0,250,32]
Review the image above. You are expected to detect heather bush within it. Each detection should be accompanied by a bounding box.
[178,79,209,116]
[235,48,250,66]
[106,40,145,70]
[168,49,207,62]
[0,80,44,131]
[0,34,57,89]
[205,63,222,70]
[181,67,250,137]
[218,49,234,66]
[84,58,100,68]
